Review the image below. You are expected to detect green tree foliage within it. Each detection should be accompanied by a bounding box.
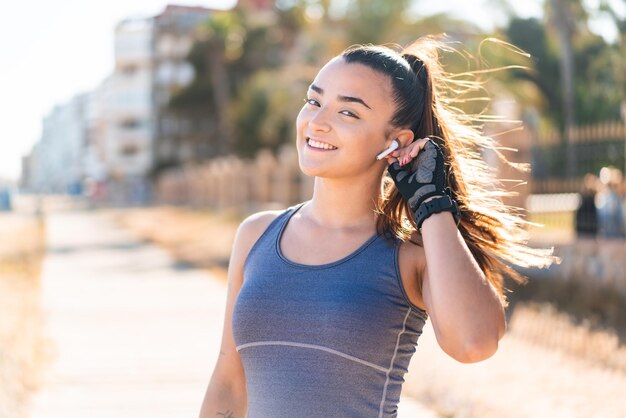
[232,70,307,157]
[169,5,306,157]
[342,0,413,45]
[504,17,562,126]
[500,2,625,131]
[574,33,624,123]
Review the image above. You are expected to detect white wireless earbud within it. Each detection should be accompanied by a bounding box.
[376,139,399,160]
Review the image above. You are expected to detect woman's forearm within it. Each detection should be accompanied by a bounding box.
[420,209,506,362]
[199,377,247,418]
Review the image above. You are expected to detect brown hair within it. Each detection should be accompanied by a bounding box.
[341,36,558,308]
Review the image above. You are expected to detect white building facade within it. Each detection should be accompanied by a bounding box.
[109,18,154,178]
[25,94,88,194]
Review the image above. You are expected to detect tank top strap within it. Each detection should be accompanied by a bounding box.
[242,201,309,276]
[275,201,307,231]
[259,201,308,239]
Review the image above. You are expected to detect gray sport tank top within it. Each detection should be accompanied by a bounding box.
[232,201,429,418]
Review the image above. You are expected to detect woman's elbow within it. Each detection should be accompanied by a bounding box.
[456,339,499,364]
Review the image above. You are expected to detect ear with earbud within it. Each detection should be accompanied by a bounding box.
[376,139,399,160]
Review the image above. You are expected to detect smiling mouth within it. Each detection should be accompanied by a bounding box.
[306,137,338,150]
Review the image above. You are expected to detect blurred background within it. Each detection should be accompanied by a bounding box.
[1,0,626,417]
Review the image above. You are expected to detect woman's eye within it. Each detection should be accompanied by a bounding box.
[303,98,359,119]
[304,98,319,106]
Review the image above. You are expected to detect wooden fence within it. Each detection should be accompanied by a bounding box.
[155,145,314,211]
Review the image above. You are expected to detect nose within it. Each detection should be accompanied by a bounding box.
[308,107,331,133]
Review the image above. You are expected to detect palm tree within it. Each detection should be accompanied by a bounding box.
[547,0,584,176]
[196,12,245,155]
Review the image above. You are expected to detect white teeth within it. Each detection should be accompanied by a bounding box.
[308,138,337,150]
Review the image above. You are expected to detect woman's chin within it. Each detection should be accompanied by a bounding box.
[299,158,375,179]
[299,163,326,177]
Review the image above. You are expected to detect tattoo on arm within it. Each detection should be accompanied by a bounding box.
[216,410,235,418]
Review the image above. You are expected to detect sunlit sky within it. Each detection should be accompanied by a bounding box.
[1,0,619,182]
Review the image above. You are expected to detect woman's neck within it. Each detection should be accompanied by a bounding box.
[304,176,381,231]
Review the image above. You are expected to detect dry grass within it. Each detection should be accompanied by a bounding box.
[0,214,48,418]
[111,206,245,283]
[507,275,626,342]
[405,300,626,418]
[509,301,626,372]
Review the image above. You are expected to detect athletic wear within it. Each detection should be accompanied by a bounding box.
[232,201,429,417]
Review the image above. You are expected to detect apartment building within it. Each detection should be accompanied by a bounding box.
[25,94,88,194]
[152,5,214,169]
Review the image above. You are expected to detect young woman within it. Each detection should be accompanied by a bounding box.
[199,36,556,418]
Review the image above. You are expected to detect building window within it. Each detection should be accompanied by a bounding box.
[119,118,143,130]
[120,143,140,156]
[120,65,138,76]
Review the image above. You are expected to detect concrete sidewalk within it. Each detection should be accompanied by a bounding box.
[30,210,436,417]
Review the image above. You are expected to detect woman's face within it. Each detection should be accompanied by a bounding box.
[296,57,398,179]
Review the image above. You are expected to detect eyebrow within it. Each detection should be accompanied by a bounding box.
[309,84,372,110]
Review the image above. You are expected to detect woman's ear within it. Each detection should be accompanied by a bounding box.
[392,129,415,148]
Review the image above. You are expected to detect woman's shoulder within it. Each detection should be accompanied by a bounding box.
[238,209,284,241]
[235,204,298,248]
[228,209,286,273]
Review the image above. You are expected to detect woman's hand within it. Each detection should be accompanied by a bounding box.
[385,137,431,167]
[385,137,448,214]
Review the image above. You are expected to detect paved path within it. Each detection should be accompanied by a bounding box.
[30,210,223,417]
[30,210,436,417]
